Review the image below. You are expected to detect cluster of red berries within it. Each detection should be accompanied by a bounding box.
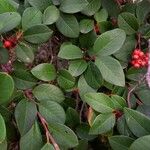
[131,49,149,68]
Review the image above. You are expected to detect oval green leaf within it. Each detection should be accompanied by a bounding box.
[31,63,56,82]
[0,72,14,104]
[93,28,126,56]
[24,25,53,44]
[95,56,125,87]
[33,84,65,103]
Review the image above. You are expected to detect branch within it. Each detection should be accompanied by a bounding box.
[127,75,146,108]
[37,112,60,150]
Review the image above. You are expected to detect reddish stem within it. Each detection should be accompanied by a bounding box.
[37,112,60,150]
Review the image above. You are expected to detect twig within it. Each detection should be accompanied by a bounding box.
[127,75,146,108]
[37,112,60,150]
[80,102,85,123]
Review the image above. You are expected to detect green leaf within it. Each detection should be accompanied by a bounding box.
[95,56,125,87]
[27,0,52,11]
[66,107,80,128]
[114,35,136,62]
[15,99,37,136]
[48,122,78,148]
[0,48,9,64]
[76,123,96,141]
[38,101,66,124]
[68,60,88,77]
[109,135,134,150]
[20,122,43,150]
[81,0,101,16]
[118,12,139,35]
[93,28,126,56]
[31,63,56,82]
[111,95,127,110]
[84,93,114,113]
[57,69,75,90]
[136,0,150,25]
[79,19,94,34]
[94,8,108,22]
[43,5,60,25]
[74,140,88,150]
[90,113,115,135]
[78,75,96,101]
[0,72,14,104]
[33,84,65,103]
[15,42,34,63]
[22,7,42,31]
[130,135,150,150]
[58,44,83,60]
[0,140,7,150]
[101,0,119,17]
[124,108,150,137]
[24,25,53,44]
[84,62,103,89]
[12,70,37,90]
[136,89,150,105]
[0,0,16,14]
[0,114,6,143]
[56,13,79,38]
[60,0,88,14]
[41,143,54,150]
[0,12,21,33]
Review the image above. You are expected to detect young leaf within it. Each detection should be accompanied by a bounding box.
[111,95,127,110]
[33,84,65,103]
[15,99,37,136]
[0,12,21,33]
[118,12,139,35]
[90,113,115,135]
[124,108,150,137]
[20,122,43,150]
[0,72,14,104]
[56,13,79,38]
[24,25,53,44]
[57,69,75,90]
[60,0,88,14]
[93,28,126,56]
[109,135,134,150]
[130,135,150,150]
[81,0,101,16]
[95,56,125,87]
[38,101,66,124]
[48,122,78,148]
[22,7,42,31]
[84,93,114,113]
[79,19,94,34]
[43,5,60,25]
[68,59,88,77]
[15,42,34,63]
[94,9,108,23]
[58,44,83,60]
[0,114,6,143]
[31,63,56,82]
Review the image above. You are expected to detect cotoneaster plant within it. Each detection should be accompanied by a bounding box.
[0,0,150,150]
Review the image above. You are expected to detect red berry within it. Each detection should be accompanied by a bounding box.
[134,63,140,68]
[3,40,12,49]
[132,54,139,59]
[141,61,146,66]
[138,51,144,57]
